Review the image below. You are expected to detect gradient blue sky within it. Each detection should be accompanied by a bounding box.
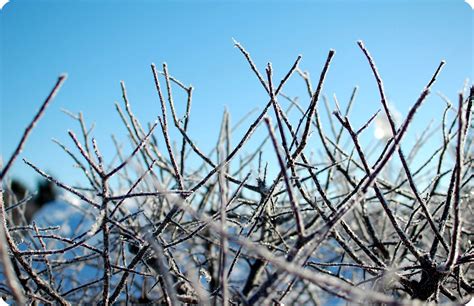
[1,0,472,188]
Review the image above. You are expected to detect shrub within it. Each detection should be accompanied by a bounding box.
[0,40,472,305]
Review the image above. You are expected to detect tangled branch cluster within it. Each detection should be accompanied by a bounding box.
[1,41,473,305]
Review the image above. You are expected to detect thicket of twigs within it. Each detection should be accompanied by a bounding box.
[1,41,473,305]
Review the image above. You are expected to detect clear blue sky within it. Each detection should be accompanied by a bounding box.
[1,0,472,188]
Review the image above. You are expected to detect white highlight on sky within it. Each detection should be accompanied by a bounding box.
[374,104,401,141]
[466,0,474,9]
[0,0,8,10]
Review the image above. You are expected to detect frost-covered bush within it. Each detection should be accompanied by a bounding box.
[1,41,472,305]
